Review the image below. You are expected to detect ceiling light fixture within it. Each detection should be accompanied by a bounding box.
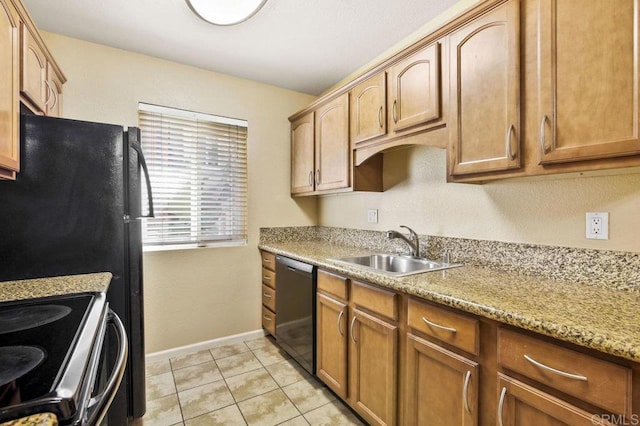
[186,0,268,26]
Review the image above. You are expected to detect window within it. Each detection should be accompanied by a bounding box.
[138,103,248,249]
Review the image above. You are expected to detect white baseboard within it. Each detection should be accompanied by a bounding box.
[146,329,267,363]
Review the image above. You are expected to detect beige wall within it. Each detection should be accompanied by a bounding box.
[319,146,640,253]
[41,32,317,353]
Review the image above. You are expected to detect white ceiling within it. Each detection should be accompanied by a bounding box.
[23,0,458,96]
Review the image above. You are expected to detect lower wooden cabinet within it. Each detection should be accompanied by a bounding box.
[260,250,277,336]
[316,270,398,426]
[405,333,478,426]
[310,266,639,424]
[350,307,398,426]
[316,292,348,399]
[497,374,615,425]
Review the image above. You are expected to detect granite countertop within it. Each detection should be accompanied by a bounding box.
[0,272,112,303]
[259,240,640,363]
[0,413,57,426]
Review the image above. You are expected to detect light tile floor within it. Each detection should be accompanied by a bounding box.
[133,336,364,426]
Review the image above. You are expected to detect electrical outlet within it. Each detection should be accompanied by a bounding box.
[367,209,378,224]
[586,212,609,240]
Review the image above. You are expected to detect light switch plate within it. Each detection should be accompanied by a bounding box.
[367,209,378,224]
[586,212,608,240]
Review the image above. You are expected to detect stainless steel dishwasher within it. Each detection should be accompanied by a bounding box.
[275,255,316,375]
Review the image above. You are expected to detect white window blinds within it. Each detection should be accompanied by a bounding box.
[138,103,248,248]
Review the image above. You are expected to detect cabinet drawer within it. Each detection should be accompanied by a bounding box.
[262,306,276,336]
[317,269,348,301]
[407,298,479,356]
[262,267,276,289]
[262,284,276,312]
[498,328,632,416]
[261,250,276,271]
[351,280,397,321]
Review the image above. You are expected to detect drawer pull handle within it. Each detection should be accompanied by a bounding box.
[422,316,457,333]
[463,370,472,414]
[498,387,506,426]
[523,354,588,381]
[350,316,357,344]
[378,105,383,128]
[262,293,272,298]
[337,310,344,336]
[263,259,273,264]
[263,315,272,321]
[262,276,271,281]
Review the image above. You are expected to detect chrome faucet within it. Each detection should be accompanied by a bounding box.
[386,225,420,258]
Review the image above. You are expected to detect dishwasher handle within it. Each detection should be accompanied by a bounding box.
[275,255,314,275]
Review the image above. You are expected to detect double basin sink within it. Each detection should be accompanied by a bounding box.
[330,253,462,277]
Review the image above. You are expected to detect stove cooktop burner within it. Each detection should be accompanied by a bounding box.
[0,346,46,387]
[0,305,72,335]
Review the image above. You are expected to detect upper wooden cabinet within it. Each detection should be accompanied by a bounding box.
[290,94,350,195]
[20,22,46,112]
[349,41,446,162]
[315,93,350,191]
[1,0,65,180]
[448,0,520,176]
[388,42,441,134]
[290,112,315,195]
[350,72,386,145]
[0,0,19,180]
[537,0,640,164]
[290,93,382,197]
[20,21,64,116]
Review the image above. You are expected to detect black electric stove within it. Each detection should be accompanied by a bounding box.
[0,292,127,425]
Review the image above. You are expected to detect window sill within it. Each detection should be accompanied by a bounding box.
[143,240,247,253]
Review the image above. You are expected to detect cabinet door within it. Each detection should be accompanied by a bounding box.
[316,293,348,399]
[349,308,397,426]
[0,0,19,178]
[497,374,614,425]
[315,93,350,191]
[405,334,478,426]
[46,62,63,117]
[388,42,440,133]
[350,72,386,145]
[538,0,640,164]
[290,112,315,195]
[449,0,520,175]
[20,23,47,113]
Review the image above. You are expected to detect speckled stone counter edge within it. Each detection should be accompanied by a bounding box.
[0,413,58,426]
[260,226,640,292]
[0,272,112,303]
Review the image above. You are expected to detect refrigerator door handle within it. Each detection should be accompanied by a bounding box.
[129,140,155,218]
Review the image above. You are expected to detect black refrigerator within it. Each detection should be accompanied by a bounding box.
[0,114,153,424]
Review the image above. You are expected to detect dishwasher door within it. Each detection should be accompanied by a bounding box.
[275,255,316,375]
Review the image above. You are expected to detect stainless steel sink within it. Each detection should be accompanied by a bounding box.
[329,253,462,277]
